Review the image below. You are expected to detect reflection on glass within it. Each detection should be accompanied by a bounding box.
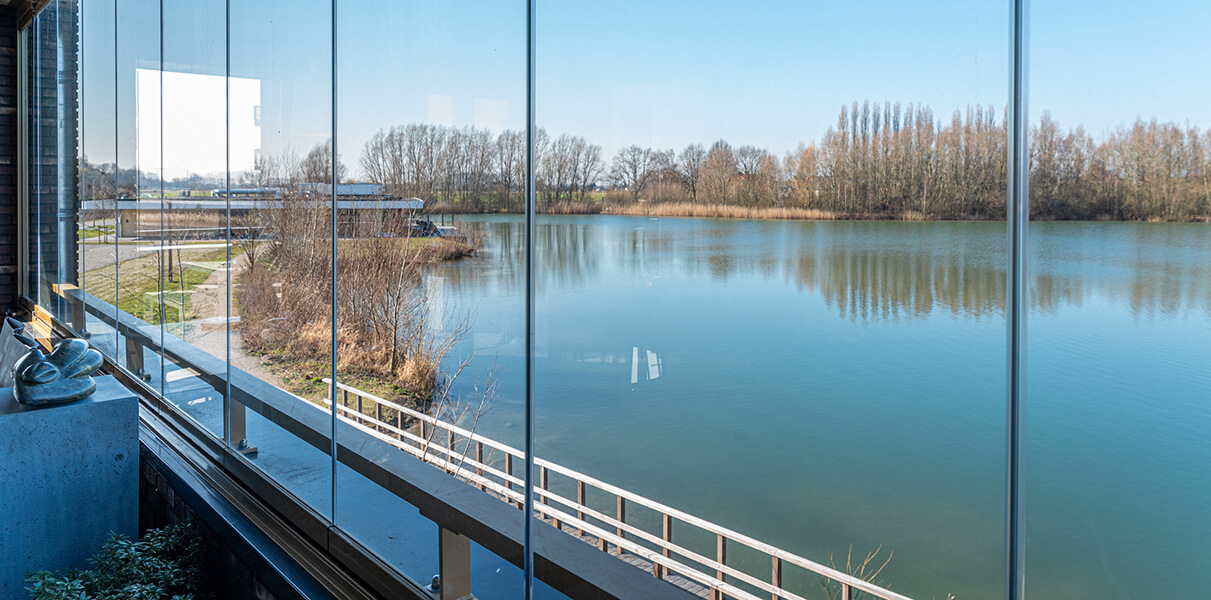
[19,0,1211,598]
[227,0,333,516]
[155,0,227,436]
[112,0,158,378]
[1026,1,1211,597]
[333,0,529,595]
[77,0,116,360]
[531,2,1006,599]
[25,0,81,330]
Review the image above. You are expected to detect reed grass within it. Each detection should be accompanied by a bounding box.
[606,202,839,220]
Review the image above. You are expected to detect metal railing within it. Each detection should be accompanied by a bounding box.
[322,379,913,600]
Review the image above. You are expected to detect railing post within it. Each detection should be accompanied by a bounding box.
[616,496,625,555]
[711,534,727,600]
[541,466,558,529]
[229,399,256,455]
[124,336,146,379]
[577,480,586,536]
[771,556,782,600]
[505,455,514,506]
[438,526,473,600]
[656,513,672,579]
[374,400,382,433]
[475,441,484,491]
[840,583,852,600]
[356,394,363,425]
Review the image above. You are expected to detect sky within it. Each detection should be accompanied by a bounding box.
[75,0,1211,182]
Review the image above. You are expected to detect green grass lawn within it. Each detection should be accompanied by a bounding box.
[80,224,114,239]
[84,246,242,325]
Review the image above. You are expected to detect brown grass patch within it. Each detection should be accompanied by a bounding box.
[605,202,838,220]
[539,201,603,215]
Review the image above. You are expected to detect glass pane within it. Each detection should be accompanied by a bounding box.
[534,2,1008,599]
[1025,1,1211,597]
[78,0,118,359]
[229,0,333,518]
[333,0,531,594]
[25,0,82,330]
[112,0,159,380]
[157,0,228,437]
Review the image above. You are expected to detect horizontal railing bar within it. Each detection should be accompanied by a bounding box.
[330,381,909,600]
[533,487,810,600]
[326,401,523,487]
[331,395,902,600]
[533,501,770,600]
[325,379,520,456]
[331,408,790,599]
[344,413,771,600]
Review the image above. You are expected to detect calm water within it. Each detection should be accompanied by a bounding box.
[428,216,1211,600]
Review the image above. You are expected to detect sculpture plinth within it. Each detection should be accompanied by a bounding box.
[0,375,138,597]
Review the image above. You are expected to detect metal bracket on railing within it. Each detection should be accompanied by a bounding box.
[230,399,258,456]
[437,526,474,600]
[124,336,151,381]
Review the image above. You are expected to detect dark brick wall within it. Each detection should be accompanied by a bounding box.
[0,6,18,312]
[140,451,284,600]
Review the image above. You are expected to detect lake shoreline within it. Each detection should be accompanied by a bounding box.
[428,201,1211,224]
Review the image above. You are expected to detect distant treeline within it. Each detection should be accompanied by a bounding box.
[89,100,1211,222]
[356,101,1211,221]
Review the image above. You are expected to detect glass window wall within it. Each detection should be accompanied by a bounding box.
[19,0,1211,598]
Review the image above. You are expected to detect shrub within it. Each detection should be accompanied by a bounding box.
[25,523,207,600]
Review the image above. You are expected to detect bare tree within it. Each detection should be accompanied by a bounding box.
[699,140,737,204]
[300,138,347,184]
[609,145,659,202]
[495,129,525,210]
[677,143,706,200]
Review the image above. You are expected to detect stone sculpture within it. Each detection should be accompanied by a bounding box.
[0,317,29,388]
[10,329,104,406]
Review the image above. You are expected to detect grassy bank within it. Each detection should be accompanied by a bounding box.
[239,233,477,411]
[335,236,477,262]
[84,245,239,324]
[604,202,841,220]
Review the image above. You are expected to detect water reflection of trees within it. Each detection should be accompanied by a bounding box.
[793,250,1006,322]
[437,218,1211,323]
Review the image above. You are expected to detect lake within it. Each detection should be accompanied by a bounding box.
[428,216,1211,600]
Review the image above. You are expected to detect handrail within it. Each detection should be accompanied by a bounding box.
[323,378,913,600]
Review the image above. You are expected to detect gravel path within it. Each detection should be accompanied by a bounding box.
[171,259,288,391]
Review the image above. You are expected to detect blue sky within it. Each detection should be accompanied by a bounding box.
[79,0,1211,179]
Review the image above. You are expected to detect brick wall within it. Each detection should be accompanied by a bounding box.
[0,6,18,312]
